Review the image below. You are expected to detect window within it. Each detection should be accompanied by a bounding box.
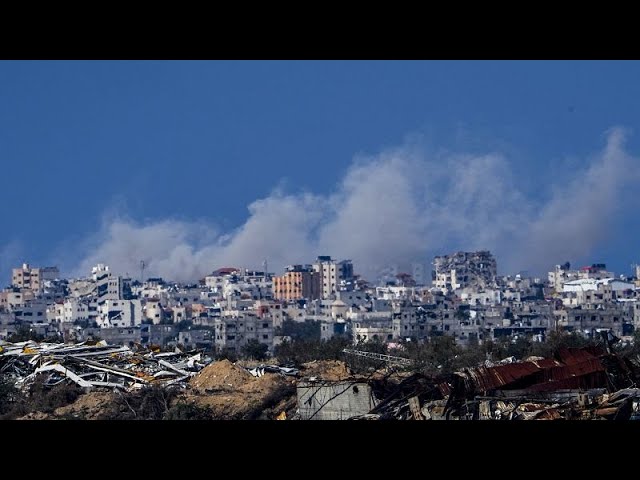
[262,334,269,339]
[262,323,269,328]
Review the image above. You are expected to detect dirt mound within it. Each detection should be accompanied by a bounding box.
[186,360,297,419]
[190,359,253,392]
[301,360,351,381]
[54,392,117,420]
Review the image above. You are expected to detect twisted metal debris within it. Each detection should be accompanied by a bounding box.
[0,339,212,392]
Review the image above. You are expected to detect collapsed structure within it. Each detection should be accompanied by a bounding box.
[432,251,497,292]
[3,334,640,420]
[351,339,640,421]
[0,339,212,391]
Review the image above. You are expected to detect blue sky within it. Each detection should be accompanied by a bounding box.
[1,60,640,283]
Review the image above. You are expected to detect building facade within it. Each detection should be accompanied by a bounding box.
[312,256,354,299]
[12,264,59,292]
[272,265,321,301]
[432,251,497,292]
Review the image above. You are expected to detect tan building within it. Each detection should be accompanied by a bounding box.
[11,264,59,293]
[273,265,321,301]
[0,288,35,311]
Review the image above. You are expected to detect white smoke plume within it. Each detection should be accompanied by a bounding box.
[69,128,639,282]
[0,241,24,287]
[511,128,637,272]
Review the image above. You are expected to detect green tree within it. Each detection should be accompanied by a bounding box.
[274,336,351,365]
[279,319,321,341]
[0,380,24,418]
[505,336,533,359]
[7,324,44,343]
[241,339,269,361]
[531,330,595,358]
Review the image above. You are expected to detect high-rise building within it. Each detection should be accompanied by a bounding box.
[92,264,123,304]
[312,256,354,299]
[432,251,497,292]
[272,265,321,301]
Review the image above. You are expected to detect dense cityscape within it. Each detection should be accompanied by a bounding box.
[2,251,638,350]
[3,60,640,421]
[2,251,640,420]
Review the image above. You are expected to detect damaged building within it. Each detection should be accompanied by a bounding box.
[432,251,497,292]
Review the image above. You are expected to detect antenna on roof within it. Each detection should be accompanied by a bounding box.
[140,260,146,282]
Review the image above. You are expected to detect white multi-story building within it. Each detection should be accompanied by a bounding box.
[312,256,354,299]
[144,299,165,324]
[548,263,614,292]
[97,299,143,328]
[92,264,124,304]
[0,288,34,311]
[213,311,274,353]
[15,299,49,324]
[61,299,90,323]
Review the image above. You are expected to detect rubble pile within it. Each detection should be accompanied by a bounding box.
[185,359,298,419]
[6,337,640,420]
[300,360,351,381]
[53,392,117,420]
[358,345,640,420]
[0,339,212,391]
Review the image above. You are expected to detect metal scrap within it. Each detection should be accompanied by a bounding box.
[0,339,213,392]
[245,364,300,377]
[361,345,640,421]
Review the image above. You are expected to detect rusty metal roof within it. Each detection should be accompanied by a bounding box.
[455,347,609,394]
[556,347,601,365]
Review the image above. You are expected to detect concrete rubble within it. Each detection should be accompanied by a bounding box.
[351,344,640,421]
[6,337,640,420]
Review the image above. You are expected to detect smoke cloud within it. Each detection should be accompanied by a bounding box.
[69,128,639,282]
[0,241,24,286]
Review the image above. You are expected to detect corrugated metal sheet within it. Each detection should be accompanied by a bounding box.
[556,347,600,365]
[455,347,609,394]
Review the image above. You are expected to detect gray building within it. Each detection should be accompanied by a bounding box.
[433,250,497,292]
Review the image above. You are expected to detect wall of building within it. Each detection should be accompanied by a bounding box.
[433,251,497,292]
[11,264,60,293]
[97,299,143,328]
[273,269,321,301]
[297,382,377,420]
